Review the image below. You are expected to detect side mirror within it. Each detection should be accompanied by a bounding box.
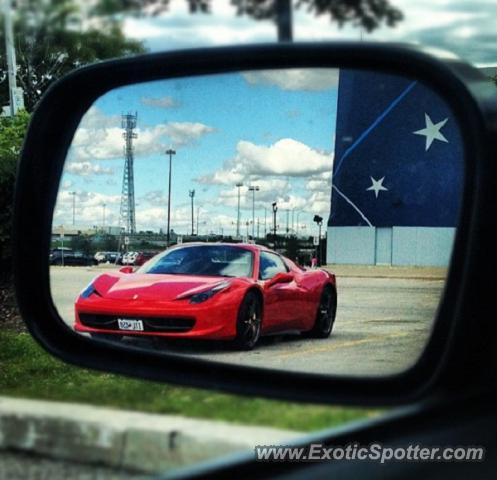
[13,43,497,407]
[267,272,294,287]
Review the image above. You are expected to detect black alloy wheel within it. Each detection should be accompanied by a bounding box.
[234,291,262,350]
[307,285,337,338]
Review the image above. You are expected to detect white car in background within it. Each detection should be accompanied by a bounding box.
[94,251,120,264]
[122,251,138,265]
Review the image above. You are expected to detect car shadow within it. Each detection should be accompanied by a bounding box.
[115,332,308,356]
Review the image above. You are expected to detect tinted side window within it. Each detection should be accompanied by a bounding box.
[259,252,288,280]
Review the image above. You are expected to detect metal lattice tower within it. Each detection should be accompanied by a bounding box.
[119,113,138,234]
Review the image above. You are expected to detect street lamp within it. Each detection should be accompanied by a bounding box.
[313,215,323,266]
[235,182,243,238]
[102,203,106,230]
[196,206,201,237]
[296,210,304,237]
[69,191,76,226]
[165,147,176,247]
[264,207,267,237]
[272,202,278,238]
[248,185,260,239]
[189,189,195,235]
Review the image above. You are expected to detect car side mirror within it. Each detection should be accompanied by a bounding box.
[267,272,294,287]
[13,43,497,406]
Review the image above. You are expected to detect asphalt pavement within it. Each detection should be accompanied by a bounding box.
[49,264,446,377]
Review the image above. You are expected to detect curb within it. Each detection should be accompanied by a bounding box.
[323,265,447,281]
[0,397,298,474]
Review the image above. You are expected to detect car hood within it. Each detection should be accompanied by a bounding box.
[92,273,231,301]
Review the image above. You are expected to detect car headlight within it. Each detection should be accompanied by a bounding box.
[188,280,231,304]
[80,282,97,299]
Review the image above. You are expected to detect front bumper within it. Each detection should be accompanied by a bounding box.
[74,291,239,340]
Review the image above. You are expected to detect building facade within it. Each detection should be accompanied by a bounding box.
[327,69,464,266]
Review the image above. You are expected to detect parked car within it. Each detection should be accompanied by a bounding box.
[50,249,96,266]
[74,243,336,350]
[134,251,159,266]
[121,251,138,265]
[94,251,120,264]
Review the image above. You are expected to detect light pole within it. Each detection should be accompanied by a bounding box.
[264,207,267,237]
[291,208,296,234]
[189,189,195,235]
[296,210,303,237]
[235,182,243,238]
[102,203,106,230]
[248,185,259,239]
[196,206,201,237]
[165,147,176,247]
[272,202,278,239]
[313,215,323,266]
[69,191,76,226]
[3,0,21,116]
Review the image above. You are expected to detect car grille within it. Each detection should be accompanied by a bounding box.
[79,314,195,333]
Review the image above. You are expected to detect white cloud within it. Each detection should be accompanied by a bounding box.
[135,207,166,231]
[200,169,245,186]
[65,161,114,176]
[243,69,339,91]
[273,194,309,211]
[53,190,122,228]
[163,122,215,147]
[141,190,167,207]
[307,191,331,215]
[140,96,179,109]
[197,138,332,186]
[236,138,332,177]
[123,1,275,49]
[135,205,192,231]
[68,107,215,164]
[306,170,332,193]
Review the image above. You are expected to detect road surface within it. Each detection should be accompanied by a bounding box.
[49,265,445,376]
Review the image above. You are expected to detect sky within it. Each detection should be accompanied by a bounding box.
[53,0,496,235]
[54,69,338,236]
[118,0,497,66]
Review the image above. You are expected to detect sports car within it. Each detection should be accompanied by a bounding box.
[74,243,337,350]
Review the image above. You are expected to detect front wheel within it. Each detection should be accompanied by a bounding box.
[233,291,262,350]
[306,286,337,339]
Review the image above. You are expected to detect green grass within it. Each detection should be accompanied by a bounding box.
[0,331,379,432]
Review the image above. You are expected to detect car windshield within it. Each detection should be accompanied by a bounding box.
[137,245,253,278]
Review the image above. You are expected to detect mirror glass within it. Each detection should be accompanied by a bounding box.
[50,68,464,376]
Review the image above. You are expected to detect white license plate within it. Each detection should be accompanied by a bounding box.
[117,319,144,331]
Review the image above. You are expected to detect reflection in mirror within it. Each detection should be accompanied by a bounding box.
[50,68,464,376]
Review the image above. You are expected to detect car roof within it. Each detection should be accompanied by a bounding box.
[168,242,275,254]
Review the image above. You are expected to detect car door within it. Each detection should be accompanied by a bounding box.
[259,251,299,332]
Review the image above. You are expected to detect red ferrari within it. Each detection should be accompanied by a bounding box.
[74,243,337,350]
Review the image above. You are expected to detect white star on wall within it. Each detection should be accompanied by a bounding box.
[366,176,388,199]
[413,113,449,151]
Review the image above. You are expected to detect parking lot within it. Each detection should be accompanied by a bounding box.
[49,265,446,377]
